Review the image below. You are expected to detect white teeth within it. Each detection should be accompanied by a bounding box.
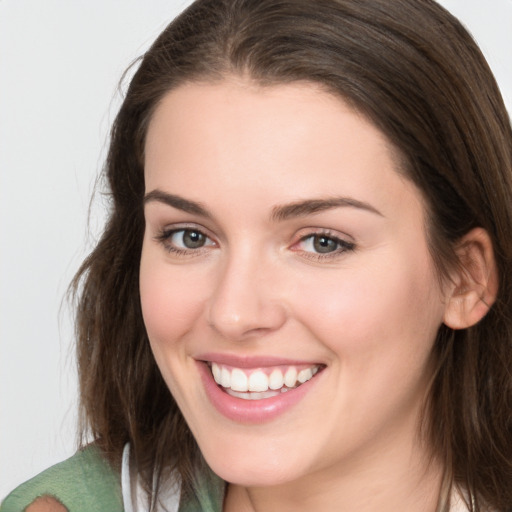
[231,368,248,392]
[227,389,279,400]
[248,370,269,392]
[284,367,298,387]
[210,362,321,396]
[298,368,313,383]
[212,363,221,383]
[220,366,231,388]
[269,369,284,390]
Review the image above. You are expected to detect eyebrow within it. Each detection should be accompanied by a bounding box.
[270,197,383,221]
[144,189,383,221]
[144,189,211,218]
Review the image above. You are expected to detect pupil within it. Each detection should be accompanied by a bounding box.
[313,235,336,254]
[184,230,205,248]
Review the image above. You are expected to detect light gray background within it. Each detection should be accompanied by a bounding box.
[1,0,511,500]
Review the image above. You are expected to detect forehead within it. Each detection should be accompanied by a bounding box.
[145,78,392,152]
[144,79,422,222]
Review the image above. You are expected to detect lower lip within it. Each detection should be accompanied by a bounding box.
[197,361,322,424]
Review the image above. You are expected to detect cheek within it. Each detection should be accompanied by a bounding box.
[291,252,445,360]
[139,248,208,349]
[286,255,445,441]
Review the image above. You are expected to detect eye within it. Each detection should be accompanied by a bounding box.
[155,227,216,254]
[307,234,340,254]
[294,232,355,257]
[171,229,209,249]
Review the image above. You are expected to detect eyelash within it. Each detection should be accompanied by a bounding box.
[154,227,216,257]
[154,227,355,260]
[292,231,356,261]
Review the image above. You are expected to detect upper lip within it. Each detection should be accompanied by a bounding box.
[195,352,323,369]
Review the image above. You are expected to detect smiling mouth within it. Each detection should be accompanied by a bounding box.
[207,362,324,400]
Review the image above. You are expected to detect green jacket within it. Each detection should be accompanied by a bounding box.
[0,446,224,512]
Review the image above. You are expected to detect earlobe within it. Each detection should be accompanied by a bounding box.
[443,228,498,330]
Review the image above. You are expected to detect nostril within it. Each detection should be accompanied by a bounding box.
[207,296,287,340]
[206,258,288,340]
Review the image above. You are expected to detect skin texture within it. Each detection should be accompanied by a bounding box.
[26,496,67,512]
[139,79,483,511]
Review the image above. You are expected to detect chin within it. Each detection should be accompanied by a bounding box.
[196,431,314,487]
[209,458,304,487]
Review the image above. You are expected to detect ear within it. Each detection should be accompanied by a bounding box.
[443,227,498,330]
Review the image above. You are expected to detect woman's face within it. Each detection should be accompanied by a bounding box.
[140,80,450,487]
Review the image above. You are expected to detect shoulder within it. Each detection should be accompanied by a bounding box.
[0,445,123,512]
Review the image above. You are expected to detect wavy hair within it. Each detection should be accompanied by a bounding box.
[73,1,512,509]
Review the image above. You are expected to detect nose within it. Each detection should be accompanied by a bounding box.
[207,250,287,341]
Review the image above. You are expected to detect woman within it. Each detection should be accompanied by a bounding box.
[2,0,511,511]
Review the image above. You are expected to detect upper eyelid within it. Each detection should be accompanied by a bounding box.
[292,228,356,253]
[295,233,354,248]
[152,223,355,248]
[155,227,216,256]
[293,227,355,243]
[156,222,216,239]
[153,224,217,249]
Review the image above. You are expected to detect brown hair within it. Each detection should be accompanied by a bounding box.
[73,0,512,509]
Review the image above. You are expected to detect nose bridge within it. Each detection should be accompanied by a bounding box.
[207,243,286,340]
